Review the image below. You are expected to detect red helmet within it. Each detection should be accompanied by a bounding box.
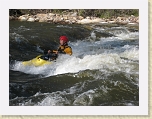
[59,36,68,43]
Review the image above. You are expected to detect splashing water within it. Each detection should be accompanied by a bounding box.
[9,21,139,106]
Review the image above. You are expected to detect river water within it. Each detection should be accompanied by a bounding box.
[9,21,139,106]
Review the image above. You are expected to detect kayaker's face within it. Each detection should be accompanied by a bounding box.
[60,40,64,45]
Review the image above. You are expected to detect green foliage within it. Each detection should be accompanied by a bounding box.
[9,9,139,18]
[51,9,68,14]
[130,9,139,16]
[100,10,111,18]
[77,9,85,16]
[9,9,22,16]
[19,9,53,15]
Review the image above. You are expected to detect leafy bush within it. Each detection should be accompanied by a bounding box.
[9,9,139,18]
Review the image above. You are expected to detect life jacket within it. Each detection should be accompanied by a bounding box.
[57,45,72,55]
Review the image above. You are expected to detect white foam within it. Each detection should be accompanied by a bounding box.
[11,33,139,78]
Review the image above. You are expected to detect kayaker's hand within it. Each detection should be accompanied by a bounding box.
[52,50,58,54]
[48,50,52,54]
[54,51,58,54]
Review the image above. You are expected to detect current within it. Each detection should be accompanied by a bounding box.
[9,21,139,106]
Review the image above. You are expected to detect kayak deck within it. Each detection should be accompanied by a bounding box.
[22,55,52,67]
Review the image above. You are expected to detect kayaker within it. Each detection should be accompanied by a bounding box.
[48,35,72,56]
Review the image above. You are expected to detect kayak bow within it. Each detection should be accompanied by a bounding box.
[22,55,52,67]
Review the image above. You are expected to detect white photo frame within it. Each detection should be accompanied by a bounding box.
[0,0,148,115]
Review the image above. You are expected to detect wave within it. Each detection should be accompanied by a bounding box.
[9,21,140,107]
[9,70,139,106]
[10,27,139,77]
[10,46,138,78]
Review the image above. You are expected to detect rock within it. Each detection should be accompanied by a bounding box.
[78,16,84,20]
[77,19,92,24]
[65,20,71,23]
[71,20,76,23]
[77,18,105,24]
[116,21,128,25]
[117,17,122,22]
[86,16,90,19]
[48,13,55,16]
[39,18,47,22]
[128,23,138,26]
[10,11,139,25]
[100,21,108,24]
[36,14,47,19]
[136,19,139,23]
[92,18,103,23]
[47,19,52,23]
[27,17,35,22]
[60,17,64,21]
[63,16,68,20]
[18,16,28,21]
[131,15,135,17]
[9,16,15,20]
[56,14,60,17]
[50,17,54,21]
[125,18,130,23]
[108,21,116,24]
[71,12,77,17]
[35,18,39,22]
[72,17,77,20]
[53,16,62,23]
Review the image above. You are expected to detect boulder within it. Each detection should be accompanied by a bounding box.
[36,14,47,19]
[63,16,68,20]
[77,19,92,24]
[86,16,90,19]
[11,11,139,25]
[71,12,77,17]
[92,18,103,23]
[48,13,56,17]
[78,16,84,20]
[116,21,128,25]
[27,17,35,22]
[18,16,28,21]
[9,16,15,20]
[39,18,47,22]
[108,21,116,24]
[35,18,39,22]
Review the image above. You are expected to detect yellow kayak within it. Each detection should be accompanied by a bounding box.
[22,55,52,67]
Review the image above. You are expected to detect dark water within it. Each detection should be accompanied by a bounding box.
[9,21,139,106]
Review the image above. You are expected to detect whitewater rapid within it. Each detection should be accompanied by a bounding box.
[11,29,139,79]
[9,22,139,106]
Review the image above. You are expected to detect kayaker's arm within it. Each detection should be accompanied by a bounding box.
[48,50,58,54]
[52,50,66,54]
[52,50,59,54]
[48,46,72,55]
[52,46,66,54]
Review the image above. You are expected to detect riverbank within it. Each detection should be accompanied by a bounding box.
[9,11,139,26]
